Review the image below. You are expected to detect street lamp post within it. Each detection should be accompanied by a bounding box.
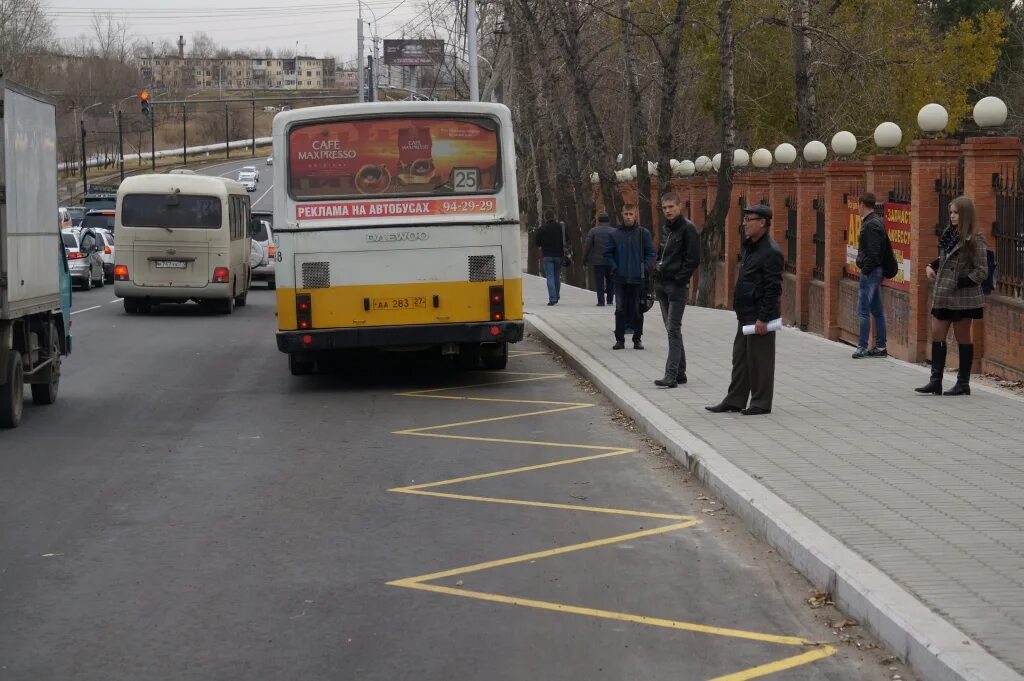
[80,102,102,194]
[183,91,205,165]
[114,94,138,182]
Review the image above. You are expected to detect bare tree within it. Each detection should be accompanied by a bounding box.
[189,32,218,59]
[91,12,132,63]
[790,0,819,144]
[696,0,737,307]
[0,0,55,84]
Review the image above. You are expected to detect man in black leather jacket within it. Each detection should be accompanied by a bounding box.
[652,192,700,387]
[706,204,783,415]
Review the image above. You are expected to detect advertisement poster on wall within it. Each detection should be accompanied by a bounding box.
[844,196,861,277]
[883,202,912,291]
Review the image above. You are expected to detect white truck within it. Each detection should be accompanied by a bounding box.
[0,79,72,428]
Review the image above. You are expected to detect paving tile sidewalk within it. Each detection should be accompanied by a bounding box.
[523,274,1024,680]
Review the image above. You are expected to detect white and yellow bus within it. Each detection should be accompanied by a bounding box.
[271,102,524,375]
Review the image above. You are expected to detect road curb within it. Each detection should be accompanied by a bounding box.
[526,313,1023,681]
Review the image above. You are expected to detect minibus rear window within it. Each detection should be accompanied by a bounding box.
[121,194,222,229]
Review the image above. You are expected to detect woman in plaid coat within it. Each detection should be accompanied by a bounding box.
[916,196,989,396]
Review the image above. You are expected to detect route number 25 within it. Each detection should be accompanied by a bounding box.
[452,168,480,191]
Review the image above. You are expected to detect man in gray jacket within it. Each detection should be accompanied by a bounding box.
[583,212,616,306]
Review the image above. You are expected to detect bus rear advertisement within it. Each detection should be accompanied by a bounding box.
[271,102,524,376]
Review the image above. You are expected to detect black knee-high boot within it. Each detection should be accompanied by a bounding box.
[916,341,946,394]
[944,344,973,396]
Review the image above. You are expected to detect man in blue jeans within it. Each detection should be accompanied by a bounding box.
[853,192,888,358]
[534,209,566,305]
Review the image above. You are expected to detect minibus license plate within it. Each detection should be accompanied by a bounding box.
[155,260,187,269]
[373,296,426,310]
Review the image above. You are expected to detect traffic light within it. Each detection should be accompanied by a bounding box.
[139,91,152,122]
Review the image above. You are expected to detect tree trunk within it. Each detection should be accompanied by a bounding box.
[620,0,655,232]
[697,0,737,308]
[655,0,690,222]
[791,0,819,144]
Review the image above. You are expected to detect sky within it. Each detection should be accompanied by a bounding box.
[47,0,434,67]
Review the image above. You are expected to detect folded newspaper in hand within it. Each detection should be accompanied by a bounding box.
[742,318,783,336]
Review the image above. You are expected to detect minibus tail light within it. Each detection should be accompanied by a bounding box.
[212,267,230,283]
[489,285,505,322]
[296,293,313,330]
[113,264,129,280]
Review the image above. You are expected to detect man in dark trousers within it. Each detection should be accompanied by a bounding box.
[706,204,783,415]
[852,192,888,359]
[583,212,616,306]
[604,203,655,350]
[534,209,566,305]
[652,192,700,387]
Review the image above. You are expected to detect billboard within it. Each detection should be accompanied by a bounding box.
[383,40,445,66]
[845,201,912,291]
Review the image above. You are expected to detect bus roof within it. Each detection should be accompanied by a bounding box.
[272,101,513,136]
[118,173,247,196]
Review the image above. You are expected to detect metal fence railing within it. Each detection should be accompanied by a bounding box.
[994,167,1024,299]
[812,196,825,281]
[784,196,797,273]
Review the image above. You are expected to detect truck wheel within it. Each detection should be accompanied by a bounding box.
[235,291,248,307]
[481,342,508,370]
[289,353,315,376]
[0,351,25,428]
[220,295,235,315]
[31,324,61,406]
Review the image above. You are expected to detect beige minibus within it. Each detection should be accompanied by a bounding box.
[113,174,252,314]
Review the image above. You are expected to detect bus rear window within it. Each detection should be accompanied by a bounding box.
[288,116,500,200]
[121,194,222,229]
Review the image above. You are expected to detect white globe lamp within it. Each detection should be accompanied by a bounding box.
[751,148,773,169]
[831,131,857,156]
[712,153,722,171]
[590,171,600,184]
[733,148,750,167]
[803,140,827,164]
[694,155,712,173]
[774,143,797,165]
[974,96,1008,128]
[648,160,659,177]
[629,164,637,180]
[874,122,902,149]
[918,103,949,134]
[670,159,680,176]
[680,160,696,176]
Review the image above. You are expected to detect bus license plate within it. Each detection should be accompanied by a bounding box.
[155,260,187,269]
[373,296,426,310]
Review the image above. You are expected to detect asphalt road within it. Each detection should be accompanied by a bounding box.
[0,163,914,680]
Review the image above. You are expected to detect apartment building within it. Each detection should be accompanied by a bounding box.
[141,55,337,90]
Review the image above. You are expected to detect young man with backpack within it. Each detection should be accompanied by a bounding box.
[852,193,889,359]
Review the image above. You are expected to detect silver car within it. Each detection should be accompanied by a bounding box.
[250,211,276,289]
[61,229,105,290]
[237,171,257,192]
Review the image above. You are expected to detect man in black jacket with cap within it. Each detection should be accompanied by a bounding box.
[706,204,783,415]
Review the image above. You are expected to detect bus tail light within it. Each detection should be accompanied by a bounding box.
[212,267,230,283]
[489,286,505,322]
[113,265,129,280]
[296,293,313,330]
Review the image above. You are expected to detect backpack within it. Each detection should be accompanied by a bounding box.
[982,248,997,295]
[880,228,899,279]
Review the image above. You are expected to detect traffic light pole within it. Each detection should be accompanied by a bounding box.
[183,104,187,165]
[150,115,156,171]
[117,110,125,182]
[80,118,88,194]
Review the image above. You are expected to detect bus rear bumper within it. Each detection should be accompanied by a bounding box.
[276,321,525,353]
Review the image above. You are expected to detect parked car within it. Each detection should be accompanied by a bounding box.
[81,209,115,232]
[237,171,257,192]
[61,229,104,290]
[250,211,276,289]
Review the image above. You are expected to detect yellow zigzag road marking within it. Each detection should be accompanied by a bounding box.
[387,370,836,678]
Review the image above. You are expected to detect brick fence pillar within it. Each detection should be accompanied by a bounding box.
[961,136,1023,371]
[690,177,707,231]
[769,169,799,323]
[908,139,962,362]
[865,154,911,202]
[724,173,750,305]
[824,161,866,340]
[795,168,825,330]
